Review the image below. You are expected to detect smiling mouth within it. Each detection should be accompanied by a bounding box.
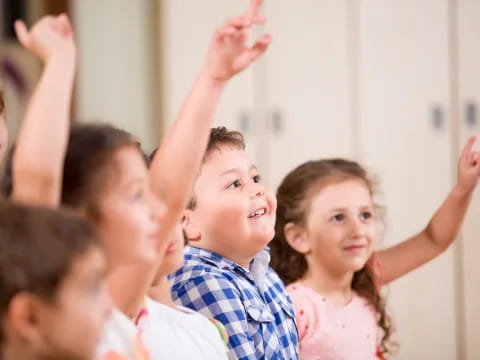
[343,245,366,251]
[248,207,267,219]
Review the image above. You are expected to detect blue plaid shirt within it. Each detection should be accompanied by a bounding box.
[169,246,299,360]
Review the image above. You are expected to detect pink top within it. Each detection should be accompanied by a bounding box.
[287,282,378,360]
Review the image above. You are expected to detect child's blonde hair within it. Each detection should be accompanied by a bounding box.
[270,158,394,355]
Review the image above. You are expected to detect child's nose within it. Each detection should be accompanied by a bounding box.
[349,218,366,237]
[249,182,265,198]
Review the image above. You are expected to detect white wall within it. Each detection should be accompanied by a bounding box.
[72,0,159,151]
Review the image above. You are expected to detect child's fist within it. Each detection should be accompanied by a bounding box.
[15,14,75,61]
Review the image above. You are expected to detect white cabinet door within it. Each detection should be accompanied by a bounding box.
[73,0,157,149]
[263,0,352,189]
[358,1,456,359]
[457,1,480,359]
[161,0,259,161]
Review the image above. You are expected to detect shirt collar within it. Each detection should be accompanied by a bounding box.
[185,246,271,286]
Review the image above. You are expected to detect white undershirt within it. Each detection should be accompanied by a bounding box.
[138,297,230,360]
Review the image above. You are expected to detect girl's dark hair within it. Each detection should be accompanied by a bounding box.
[61,123,142,219]
[0,200,99,345]
[1,123,142,220]
[270,158,394,355]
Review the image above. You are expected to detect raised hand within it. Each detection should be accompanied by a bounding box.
[203,0,271,83]
[15,14,75,62]
[457,135,480,194]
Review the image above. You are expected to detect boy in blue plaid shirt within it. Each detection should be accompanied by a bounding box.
[169,3,299,351]
[169,124,299,359]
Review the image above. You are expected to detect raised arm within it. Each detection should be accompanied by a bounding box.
[377,136,480,284]
[11,14,75,207]
[149,0,271,243]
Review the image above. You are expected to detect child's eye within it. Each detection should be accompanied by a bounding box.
[331,214,345,222]
[227,179,242,189]
[252,175,261,183]
[360,211,373,221]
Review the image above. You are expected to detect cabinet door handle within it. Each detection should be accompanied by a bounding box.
[466,102,478,129]
[238,110,250,134]
[431,105,444,131]
[270,109,284,134]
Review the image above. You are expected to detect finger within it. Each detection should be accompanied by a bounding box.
[14,20,30,48]
[246,0,263,19]
[461,135,477,162]
[236,33,271,67]
[51,18,63,34]
[57,13,73,36]
[225,15,251,30]
[248,33,271,61]
[251,15,266,25]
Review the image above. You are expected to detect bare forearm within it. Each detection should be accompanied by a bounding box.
[378,184,474,284]
[12,50,76,206]
[150,71,225,210]
[378,134,480,284]
[424,183,474,249]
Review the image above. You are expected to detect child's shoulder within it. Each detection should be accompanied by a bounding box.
[97,309,149,360]
[285,282,320,309]
[286,281,309,294]
[176,249,230,269]
[169,249,240,294]
[171,246,242,284]
[284,283,327,341]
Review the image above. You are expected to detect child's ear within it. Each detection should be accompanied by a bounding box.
[182,210,201,242]
[6,292,45,345]
[284,222,311,254]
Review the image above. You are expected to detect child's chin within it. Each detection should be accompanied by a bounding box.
[135,246,160,265]
[252,228,275,246]
[349,259,369,272]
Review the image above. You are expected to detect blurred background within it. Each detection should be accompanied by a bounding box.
[1,1,479,359]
